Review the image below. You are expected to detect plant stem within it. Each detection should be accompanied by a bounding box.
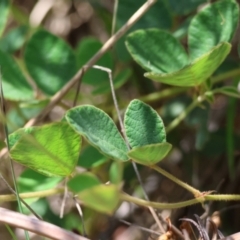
[0,75,30,240]
[139,87,188,103]
[211,68,240,84]
[205,194,240,201]
[0,207,89,240]
[104,67,164,231]
[121,193,240,209]
[151,165,200,196]
[1,188,240,210]
[111,0,118,36]
[121,193,203,209]
[166,96,205,133]
[0,188,64,202]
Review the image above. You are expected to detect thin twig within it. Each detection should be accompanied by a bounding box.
[119,219,161,236]
[97,65,165,233]
[148,206,165,233]
[60,180,68,219]
[111,0,118,36]
[151,165,201,196]
[73,196,87,237]
[72,69,85,107]
[1,188,240,208]
[91,65,126,137]
[0,72,30,240]
[0,174,42,220]
[166,96,205,133]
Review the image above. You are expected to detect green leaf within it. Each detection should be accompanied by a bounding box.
[213,86,240,98]
[128,142,172,166]
[145,42,231,87]
[66,105,129,161]
[78,145,108,168]
[18,168,62,204]
[126,29,189,73]
[124,99,166,148]
[189,0,239,60]
[75,37,113,85]
[67,173,101,193]
[0,50,34,101]
[0,0,9,37]
[24,30,77,95]
[9,122,81,177]
[77,184,120,214]
[0,25,28,53]
[115,0,172,62]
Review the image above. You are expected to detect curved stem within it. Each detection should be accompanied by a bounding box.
[166,96,205,133]
[151,165,200,196]
[121,193,203,209]
[211,68,240,84]
[0,188,64,202]
[1,188,240,210]
[139,87,188,103]
[121,193,240,210]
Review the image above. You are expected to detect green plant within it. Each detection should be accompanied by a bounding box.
[0,0,240,239]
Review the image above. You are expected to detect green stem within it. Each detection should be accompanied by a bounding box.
[121,193,240,210]
[211,68,240,84]
[166,96,205,133]
[151,165,200,196]
[5,225,17,240]
[121,193,204,209]
[139,87,188,103]
[205,194,240,201]
[1,188,240,210]
[0,188,64,202]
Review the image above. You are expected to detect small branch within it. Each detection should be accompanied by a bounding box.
[1,188,240,210]
[0,188,64,202]
[119,219,161,236]
[0,174,42,220]
[121,193,240,210]
[211,68,240,84]
[139,87,188,103]
[166,96,205,133]
[0,71,30,239]
[93,65,165,232]
[111,0,118,36]
[60,180,68,218]
[73,197,87,237]
[121,193,204,209]
[205,194,240,201]
[151,165,200,196]
[0,207,89,240]
[25,0,157,127]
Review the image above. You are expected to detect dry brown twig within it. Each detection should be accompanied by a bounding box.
[0,207,89,240]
